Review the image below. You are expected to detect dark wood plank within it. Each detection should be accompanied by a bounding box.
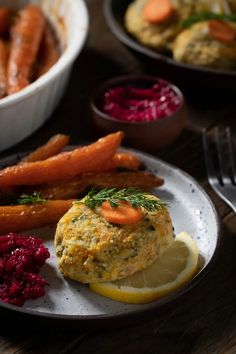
[1,0,236,353]
[0,332,88,354]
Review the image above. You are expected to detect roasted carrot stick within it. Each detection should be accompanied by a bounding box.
[23,149,140,170]
[100,201,142,225]
[39,180,87,200]
[110,152,141,171]
[0,132,124,187]
[0,134,69,198]
[22,139,137,167]
[36,23,60,78]
[21,134,69,163]
[84,171,164,189]
[143,0,174,24]
[208,20,236,43]
[7,5,45,95]
[0,40,7,98]
[0,8,11,37]
[39,171,164,200]
[0,200,73,234]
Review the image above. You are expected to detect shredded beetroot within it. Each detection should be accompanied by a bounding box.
[0,233,50,306]
[102,80,181,122]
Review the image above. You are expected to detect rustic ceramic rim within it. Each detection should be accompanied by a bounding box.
[0,149,221,326]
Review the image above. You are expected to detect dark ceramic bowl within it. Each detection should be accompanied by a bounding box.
[90,75,187,152]
[104,0,236,91]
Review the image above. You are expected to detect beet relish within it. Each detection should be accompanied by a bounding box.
[102,80,181,122]
[0,233,50,306]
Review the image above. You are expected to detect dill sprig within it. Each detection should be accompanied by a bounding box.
[17,191,47,205]
[181,12,236,28]
[84,187,167,212]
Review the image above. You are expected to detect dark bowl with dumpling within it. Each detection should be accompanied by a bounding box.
[104,0,236,91]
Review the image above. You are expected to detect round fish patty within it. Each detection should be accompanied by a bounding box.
[54,198,174,283]
[173,21,236,70]
[124,0,196,51]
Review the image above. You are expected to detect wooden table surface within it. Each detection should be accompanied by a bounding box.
[1,1,236,353]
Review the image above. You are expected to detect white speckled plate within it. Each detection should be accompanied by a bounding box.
[0,149,220,325]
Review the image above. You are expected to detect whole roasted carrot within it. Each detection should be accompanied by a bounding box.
[21,134,69,163]
[0,8,11,37]
[0,134,69,200]
[0,132,124,187]
[0,40,7,98]
[84,171,164,189]
[7,5,45,95]
[36,23,60,78]
[23,148,140,169]
[39,171,164,200]
[39,180,87,200]
[0,200,73,234]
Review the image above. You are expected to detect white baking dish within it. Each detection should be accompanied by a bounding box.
[0,0,89,151]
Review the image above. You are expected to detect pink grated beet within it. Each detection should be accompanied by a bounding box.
[102,80,181,122]
[0,233,50,306]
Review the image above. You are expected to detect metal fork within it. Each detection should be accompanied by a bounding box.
[203,126,236,213]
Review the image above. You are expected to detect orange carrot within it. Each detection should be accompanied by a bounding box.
[208,20,236,43]
[7,5,45,94]
[143,0,174,24]
[14,135,69,199]
[85,171,164,190]
[100,201,143,225]
[0,40,7,98]
[0,8,10,37]
[39,171,164,200]
[110,152,141,171]
[39,180,87,200]
[0,200,73,234]
[0,132,124,187]
[21,134,69,163]
[35,22,60,78]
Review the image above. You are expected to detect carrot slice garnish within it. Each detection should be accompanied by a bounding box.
[100,200,143,225]
[208,20,236,43]
[143,0,174,24]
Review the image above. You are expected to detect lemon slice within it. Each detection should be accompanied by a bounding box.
[90,232,199,304]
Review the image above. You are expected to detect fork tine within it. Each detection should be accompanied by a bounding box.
[226,126,236,184]
[214,127,229,185]
[202,128,218,185]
